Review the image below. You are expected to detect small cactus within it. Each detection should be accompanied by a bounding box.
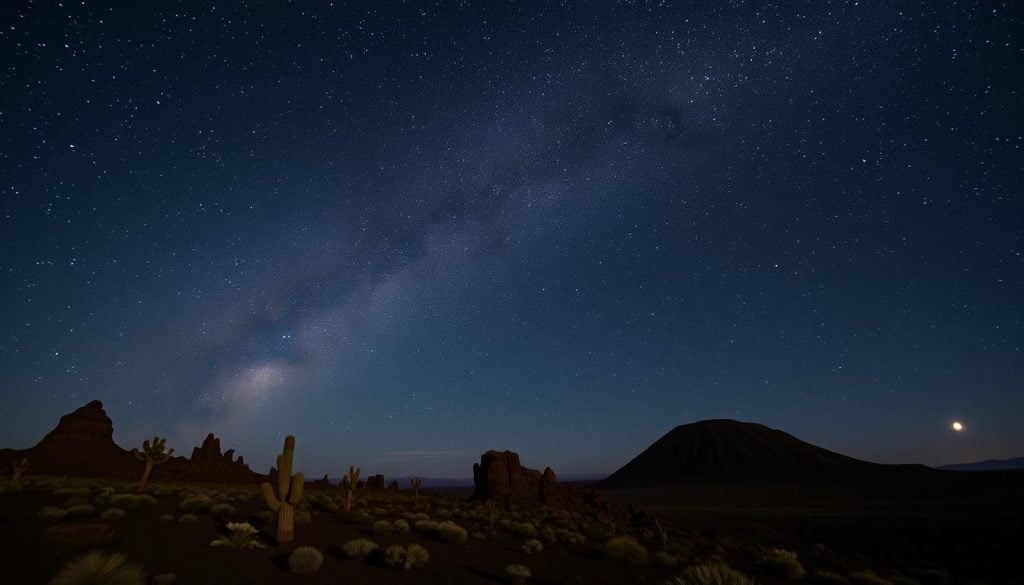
[131,437,174,493]
[410,477,422,505]
[342,465,360,513]
[261,435,304,544]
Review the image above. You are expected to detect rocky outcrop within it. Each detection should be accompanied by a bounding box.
[473,450,564,504]
[366,474,386,489]
[387,480,400,491]
[307,474,331,487]
[0,400,137,478]
[155,433,262,483]
[0,400,263,484]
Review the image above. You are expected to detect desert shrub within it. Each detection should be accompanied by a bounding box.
[848,571,893,585]
[54,487,92,499]
[762,548,806,579]
[294,508,312,525]
[180,495,213,513]
[511,522,537,538]
[435,520,468,543]
[507,563,532,581]
[209,503,236,516]
[415,519,439,533]
[101,507,127,520]
[109,494,154,509]
[178,514,199,524]
[341,538,378,559]
[356,511,374,525]
[554,528,585,545]
[50,551,144,585]
[383,543,430,570]
[605,535,649,565]
[411,512,430,522]
[654,551,680,568]
[64,497,91,508]
[288,546,323,574]
[522,538,544,554]
[667,563,754,585]
[393,518,410,533]
[373,519,394,535]
[40,506,68,521]
[210,522,265,549]
[159,514,174,523]
[258,510,275,523]
[66,504,96,517]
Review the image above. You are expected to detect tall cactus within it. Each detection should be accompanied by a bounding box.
[341,465,360,513]
[131,437,174,493]
[261,435,304,543]
[410,476,422,505]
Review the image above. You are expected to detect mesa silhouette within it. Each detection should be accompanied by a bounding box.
[601,418,932,488]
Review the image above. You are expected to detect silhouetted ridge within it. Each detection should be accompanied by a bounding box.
[601,419,904,488]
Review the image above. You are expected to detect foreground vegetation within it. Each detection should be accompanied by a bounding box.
[0,467,971,585]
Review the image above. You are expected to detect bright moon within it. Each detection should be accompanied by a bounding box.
[951,421,964,432]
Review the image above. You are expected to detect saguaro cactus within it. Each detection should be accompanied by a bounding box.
[261,435,304,543]
[131,437,174,493]
[410,477,422,504]
[342,465,360,513]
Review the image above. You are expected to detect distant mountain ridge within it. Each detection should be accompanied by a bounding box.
[937,457,1024,472]
[601,419,931,488]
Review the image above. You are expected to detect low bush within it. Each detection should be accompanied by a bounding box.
[435,520,468,543]
[383,543,429,570]
[209,522,265,549]
[40,506,68,521]
[178,514,199,524]
[666,563,754,585]
[288,546,323,574]
[50,551,144,585]
[209,503,236,516]
[341,538,378,559]
[180,495,214,513]
[65,504,96,517]
[605,535,649,565]
[762,548,806,579]
[101,507,127,520]
[522,538,544,554]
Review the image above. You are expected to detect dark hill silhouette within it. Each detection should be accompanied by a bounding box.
[938,457,1024,472]
[0,400,263,484]
[601,419,931,488]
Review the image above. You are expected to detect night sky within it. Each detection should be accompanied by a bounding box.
[1,1,1021,479]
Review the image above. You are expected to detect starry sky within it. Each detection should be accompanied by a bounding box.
[1,1,1022,479]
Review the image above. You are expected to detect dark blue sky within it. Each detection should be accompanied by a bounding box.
[1,1,1021,478]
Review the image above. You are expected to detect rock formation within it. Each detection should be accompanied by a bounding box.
[366,474,386,489]
[472,450,563,504]
[0,400,137,478]
[387,480,400,491]
[307,474,331,487]
[0,400,263,484]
